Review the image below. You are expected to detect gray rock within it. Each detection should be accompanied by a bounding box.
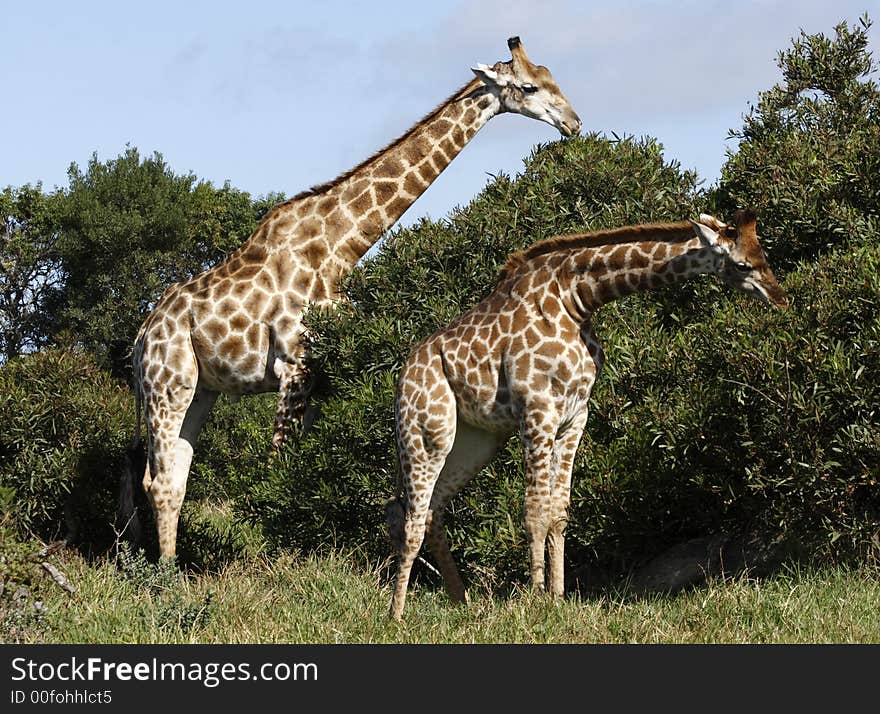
[625,532,789,594]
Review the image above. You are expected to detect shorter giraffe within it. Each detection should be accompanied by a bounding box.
[388,209,788,619]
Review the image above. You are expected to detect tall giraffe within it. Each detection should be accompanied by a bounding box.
[388,210,788,619]
[120,37,581,559]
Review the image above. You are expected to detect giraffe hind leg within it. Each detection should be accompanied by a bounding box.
[425,420,506,604]
[144,385,217,559]
[118,437,147,545]
[389,377,457,620]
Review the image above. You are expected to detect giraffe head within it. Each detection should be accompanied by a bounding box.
[690,209,789,309]
[471,36,581,137]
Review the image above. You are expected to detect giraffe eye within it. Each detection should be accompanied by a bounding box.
[521,83,539,94]
[734,261,752,272]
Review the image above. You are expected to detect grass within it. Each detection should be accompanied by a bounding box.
[5,545,880,644]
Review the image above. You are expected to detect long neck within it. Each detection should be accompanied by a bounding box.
[562,229,719,317]
[341,80,498,257]
[321,79,499,270]
[235,79,500,301]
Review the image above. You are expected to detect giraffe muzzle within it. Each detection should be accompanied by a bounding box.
[560,115,581,137]
[748,277,789,310]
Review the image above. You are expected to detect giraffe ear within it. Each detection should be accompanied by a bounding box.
[698,213,727,231]
[689,219,721,248]
[472,63,509,87]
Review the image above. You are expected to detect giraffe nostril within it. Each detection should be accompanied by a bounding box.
[562,114,581,137]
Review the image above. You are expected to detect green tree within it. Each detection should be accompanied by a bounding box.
[0,184,61,361]
[717,14,880,271]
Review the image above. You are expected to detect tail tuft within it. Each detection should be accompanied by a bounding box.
[117,439,146,545]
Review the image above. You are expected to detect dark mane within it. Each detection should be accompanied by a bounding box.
[497,221,695,282]
[273,77,485,211]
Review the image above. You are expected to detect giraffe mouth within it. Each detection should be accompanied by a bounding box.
[744,277,789,309]
[764,288,790,310]
[559,119,580,137]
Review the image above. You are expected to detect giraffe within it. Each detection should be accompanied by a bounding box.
[387,209,789,619]
[118,37,582,559]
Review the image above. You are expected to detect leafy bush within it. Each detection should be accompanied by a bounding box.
[565,234,880,577]
[114,542,216,633]
[0,349,134,549]
[0,490,49,642]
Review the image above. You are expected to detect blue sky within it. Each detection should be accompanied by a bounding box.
[4,1,878,228]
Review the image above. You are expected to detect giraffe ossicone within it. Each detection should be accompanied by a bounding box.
[119,37,582,560]
[389,210,788,620]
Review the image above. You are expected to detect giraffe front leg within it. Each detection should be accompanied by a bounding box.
[547,409,590,598]
[520,409,560,593]
[271,360,312,452]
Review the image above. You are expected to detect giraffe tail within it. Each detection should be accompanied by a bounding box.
[117,385,146,546]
